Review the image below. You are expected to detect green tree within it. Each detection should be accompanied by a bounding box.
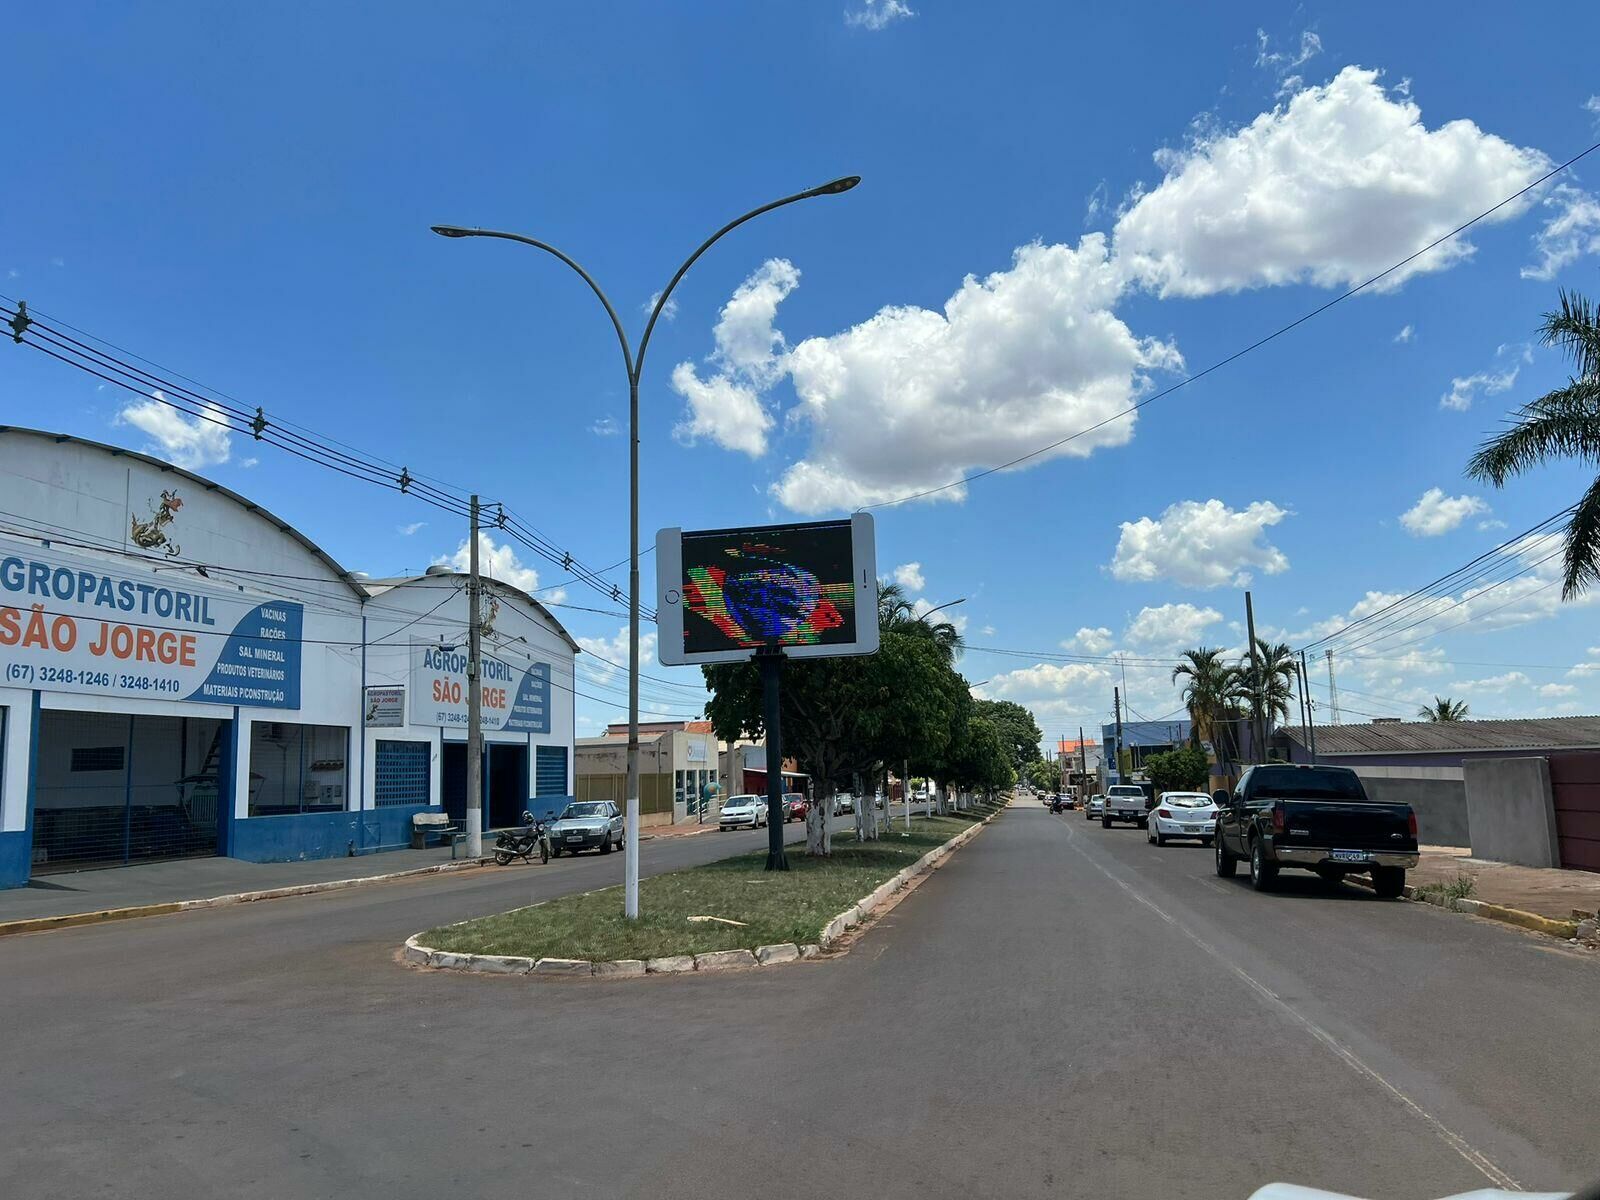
[702,630,959,856]
[1418,696,1471,722]
[947,715,1013,799]
[1171,646,1236,762]
[1237,638,1298,726]
[1468,290,1600,599]
[1142,746,1211,793]
[877,580,964,662]
[1026,759,1060,793]
[972,698,1043,772]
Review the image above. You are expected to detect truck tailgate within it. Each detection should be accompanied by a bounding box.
[1279,801,1416,852]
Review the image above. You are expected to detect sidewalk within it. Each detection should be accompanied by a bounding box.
[1411,846,1600,922]
[0,846,485,927]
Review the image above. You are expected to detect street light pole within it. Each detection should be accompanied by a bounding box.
[431,175,859,918]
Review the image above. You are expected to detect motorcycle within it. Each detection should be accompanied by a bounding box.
[494,810,550,866]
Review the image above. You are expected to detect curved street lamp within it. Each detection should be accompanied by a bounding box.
[431,176,860,919]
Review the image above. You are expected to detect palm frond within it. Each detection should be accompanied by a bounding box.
[1465,378,1600,486]
[1561,475,1600,600]
[1542,289,1600,381]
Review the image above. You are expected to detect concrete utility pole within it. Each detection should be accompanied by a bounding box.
[1113,687,1124,783]
[466,495,484,859]
[1325,649,1342,726]
[1244,591,1265,763]
[1301,650,1318,763]
[1079,725,1088,789]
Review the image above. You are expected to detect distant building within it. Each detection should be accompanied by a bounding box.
[575,720,718,828]
[1276,716,1600,769]
[1100,718,1193,784]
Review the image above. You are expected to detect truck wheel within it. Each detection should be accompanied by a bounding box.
[1249,839,1277,892]
[1215,835,1237,877]
[1371,866,1405,899]
[1101,815,1111,828]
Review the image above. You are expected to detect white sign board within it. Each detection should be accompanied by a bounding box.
[0,534,303,708]
[408,642,551,733]
[364,685,405,727]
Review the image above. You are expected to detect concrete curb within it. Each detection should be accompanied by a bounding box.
[1353,875,1582,940]
[401,803,1006,980]
[0,857,494,939]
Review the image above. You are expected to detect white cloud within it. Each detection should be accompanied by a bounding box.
[892,561,925,592]
[1522,184,1600,280]
[644,291,679,322]
[1569,648,1600,678]
[1456,671,1531,693]
[589,415,620,437]
[912,596,968,634]
[1539,683,1577,698]
[1586,95,1600,129]
[1254,29,1322,74]
[1110,498,1289,589]
[776,236,1181,512]
[670,259,798,457]
[576,624,659,683]
[1124,602,1223,649]
[397,521,427,536]
[115,392,232,469]
[1439,344,1529,411]
[239,457,259,469]
[1400,488,1488,536]
[1394,324,1414,344]
[1478,518,1508,531]
[1112,67,1549,298]
[434,533,564,603]
[979,624,996,637]
[984,660,1109,700]
[844,0,913,31]
[1066,626,1115,654]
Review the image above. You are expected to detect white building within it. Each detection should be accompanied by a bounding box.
[0,427,576,889]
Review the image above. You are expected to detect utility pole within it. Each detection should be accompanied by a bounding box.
[903,757,911,831]
[1301,650,1318,763]
[1113,687,1124,783]
[1325,649,1342,726]
[1078,724,1088,792]
[1244,591,1265,764]
[465,495,484,859]
[1294,656,1310,763]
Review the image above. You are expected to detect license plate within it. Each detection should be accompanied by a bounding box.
[1184,826,1204,833]
[1330,849,1369,863]
[566,835,584,843]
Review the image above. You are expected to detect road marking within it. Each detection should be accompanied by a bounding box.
[1055,821,1520,1191]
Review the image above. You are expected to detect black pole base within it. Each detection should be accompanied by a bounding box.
[765,848,790,871]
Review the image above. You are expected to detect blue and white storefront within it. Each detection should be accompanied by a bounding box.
[0,428,577,889]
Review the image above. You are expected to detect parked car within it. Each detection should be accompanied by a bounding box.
[1146,791,1220,846]
[1214,765,1418,896]
[718,794,767,830]
[834,793,856,815]
[1084,794,1105,820]
[1102,783,1151,828]
[784,792,808,822]
[547,800,624,856]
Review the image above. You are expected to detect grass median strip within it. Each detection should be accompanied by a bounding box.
[421,812,984,963]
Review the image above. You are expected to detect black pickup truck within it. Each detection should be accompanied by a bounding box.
[1214,764,1418,897]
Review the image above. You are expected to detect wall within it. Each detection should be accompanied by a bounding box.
[1464,757,1560,867]
[1359,774,1469,847]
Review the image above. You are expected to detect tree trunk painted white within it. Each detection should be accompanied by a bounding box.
[806,783,832,855]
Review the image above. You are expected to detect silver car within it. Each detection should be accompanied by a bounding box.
[719,794,767,830]
[1084,794,1105,820]
[548,800,624,856]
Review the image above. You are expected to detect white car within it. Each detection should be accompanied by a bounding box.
[718,794,767,830]
[1102,784,1149,827]
[833,793,856,815]
[1084,794,1105,820]
[1146,791,1220,846]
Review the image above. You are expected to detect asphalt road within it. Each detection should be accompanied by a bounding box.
[2,804,1594,1199]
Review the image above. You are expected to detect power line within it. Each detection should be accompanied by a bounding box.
[861,138,1600,511]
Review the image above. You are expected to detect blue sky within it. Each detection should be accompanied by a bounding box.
[4,2,1600,742]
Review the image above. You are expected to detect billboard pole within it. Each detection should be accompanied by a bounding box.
[758,648,789,871]
[465,495,484,860]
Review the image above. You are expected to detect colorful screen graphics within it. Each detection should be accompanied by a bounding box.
[679,521,858,655]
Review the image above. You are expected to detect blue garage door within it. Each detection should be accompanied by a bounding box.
[375,741,431,807]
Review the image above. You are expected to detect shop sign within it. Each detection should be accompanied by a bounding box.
[408,641,550,733]
[0,536,303,709]
[364,685,405,727]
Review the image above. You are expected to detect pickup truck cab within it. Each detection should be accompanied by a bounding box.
[1102,783,1151,828]
[1214,765,1418,897]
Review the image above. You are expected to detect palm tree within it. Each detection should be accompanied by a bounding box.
[1171,647,1232,756]
[1237,638,1299,726]
[1467,289,1600,599]
[876,581,964,663]
[1418,696,1471,722]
